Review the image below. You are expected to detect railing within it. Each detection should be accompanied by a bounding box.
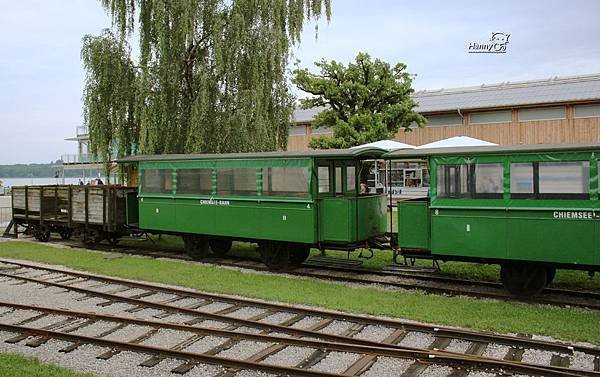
[61,154,104,164]
[0,207,11,228]
[76,126,89,136]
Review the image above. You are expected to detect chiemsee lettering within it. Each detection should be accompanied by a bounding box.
[553,211,597,219]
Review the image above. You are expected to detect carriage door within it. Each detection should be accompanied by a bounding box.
[317,160,353,242]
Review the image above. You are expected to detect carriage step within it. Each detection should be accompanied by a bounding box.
[304,255,363,268]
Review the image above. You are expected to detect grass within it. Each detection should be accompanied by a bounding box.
[122,234,600,291]
[0,241,599,345]
[0,353,92,377]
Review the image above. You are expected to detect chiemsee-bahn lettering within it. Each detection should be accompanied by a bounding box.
[200,199,231,206]
[553,211,598,219]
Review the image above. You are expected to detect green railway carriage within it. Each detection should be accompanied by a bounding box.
[120,148,388,268]
[386,143,600,295]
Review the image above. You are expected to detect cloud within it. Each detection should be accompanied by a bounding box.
[1,0,600,163]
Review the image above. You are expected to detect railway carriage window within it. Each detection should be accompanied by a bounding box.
[539,161,589,198]
[346,166,356,192]
[176,168,213,195]
[142,169,172,194]
[335,167,343,194]
[511,162,590,199]
[262,167,309,198]
[474,163,503,198]
[318,166,331,193]
[510,163,534,196]
[217,168,258,196]
[437,164,469,198]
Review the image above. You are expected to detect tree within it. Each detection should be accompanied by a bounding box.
[82,30,137,178]
[292,52,425,149]
[82,0,332,165]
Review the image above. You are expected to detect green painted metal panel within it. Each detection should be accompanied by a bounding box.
[319,198,352,242]
[505,210,596,265]
[431,209,507,259]
[125,192,139,225]
[140,197,316,243]
[318,195,387,243]
[138,197,176,231]
[398,201,430,249]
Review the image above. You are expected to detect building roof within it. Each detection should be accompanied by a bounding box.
[415,136,497,149]
[384,142,600,159]
[291,106,327,123]
[291,73,600,122]
[119,147,387,162]
[412,73,600,113]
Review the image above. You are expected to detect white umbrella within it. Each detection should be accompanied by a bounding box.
[351,140,415,151]
[416,136,497,149]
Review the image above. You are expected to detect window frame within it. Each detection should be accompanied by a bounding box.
[141,168,173,195]
[175,168,214,196]
[510,161,590,200]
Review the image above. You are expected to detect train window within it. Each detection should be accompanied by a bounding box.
[539,161,589,198]
[262,167,309,198]
[142,169,172,194]
[437,164,469,198]
[511,161,590,199]
[346,166,356,192]
[318,166,331,193]
[217,168,258,196]
[510,163,534,197]
[474,163,503,198]
[335,167,343,194]
[176,168,213,195]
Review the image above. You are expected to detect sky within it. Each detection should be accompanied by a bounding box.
[1,0,600,164]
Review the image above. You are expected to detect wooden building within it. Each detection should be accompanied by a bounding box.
[288,73,600,151]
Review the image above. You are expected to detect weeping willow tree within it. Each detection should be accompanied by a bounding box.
[82,0,331,165]
[81,30,137,178]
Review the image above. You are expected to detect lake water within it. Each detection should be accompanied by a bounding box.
[0,177,82,187]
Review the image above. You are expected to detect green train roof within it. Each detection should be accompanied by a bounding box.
[118,147,386,162]
[383,142,600,159]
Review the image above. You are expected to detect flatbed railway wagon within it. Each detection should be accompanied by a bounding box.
[386,143,600,296]
[119,148,388,268]
[7,185,137,244]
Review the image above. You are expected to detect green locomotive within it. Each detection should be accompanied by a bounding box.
[387,143,600,296]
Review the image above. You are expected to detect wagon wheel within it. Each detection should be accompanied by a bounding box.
[209,239,232,257]
[83,230,104,246]
[259,242,289,270]
[289,245,311,266]
[59,229,72,240]
[183,235,210,260]
[35,227,51,243]
[500,262,547,297]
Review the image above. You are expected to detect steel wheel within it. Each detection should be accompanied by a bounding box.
[289,245,311,266]
[259,242,289,270]
[209,239,232,256]
[183,235,210,260]
[59,229,72,240]
[501,262,547,297]
[35,228,51,242]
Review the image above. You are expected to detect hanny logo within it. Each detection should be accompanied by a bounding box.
[468,32,510,54]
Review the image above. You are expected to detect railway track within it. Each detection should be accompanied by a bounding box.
[39,237,600,311]
[0,258,599,376]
